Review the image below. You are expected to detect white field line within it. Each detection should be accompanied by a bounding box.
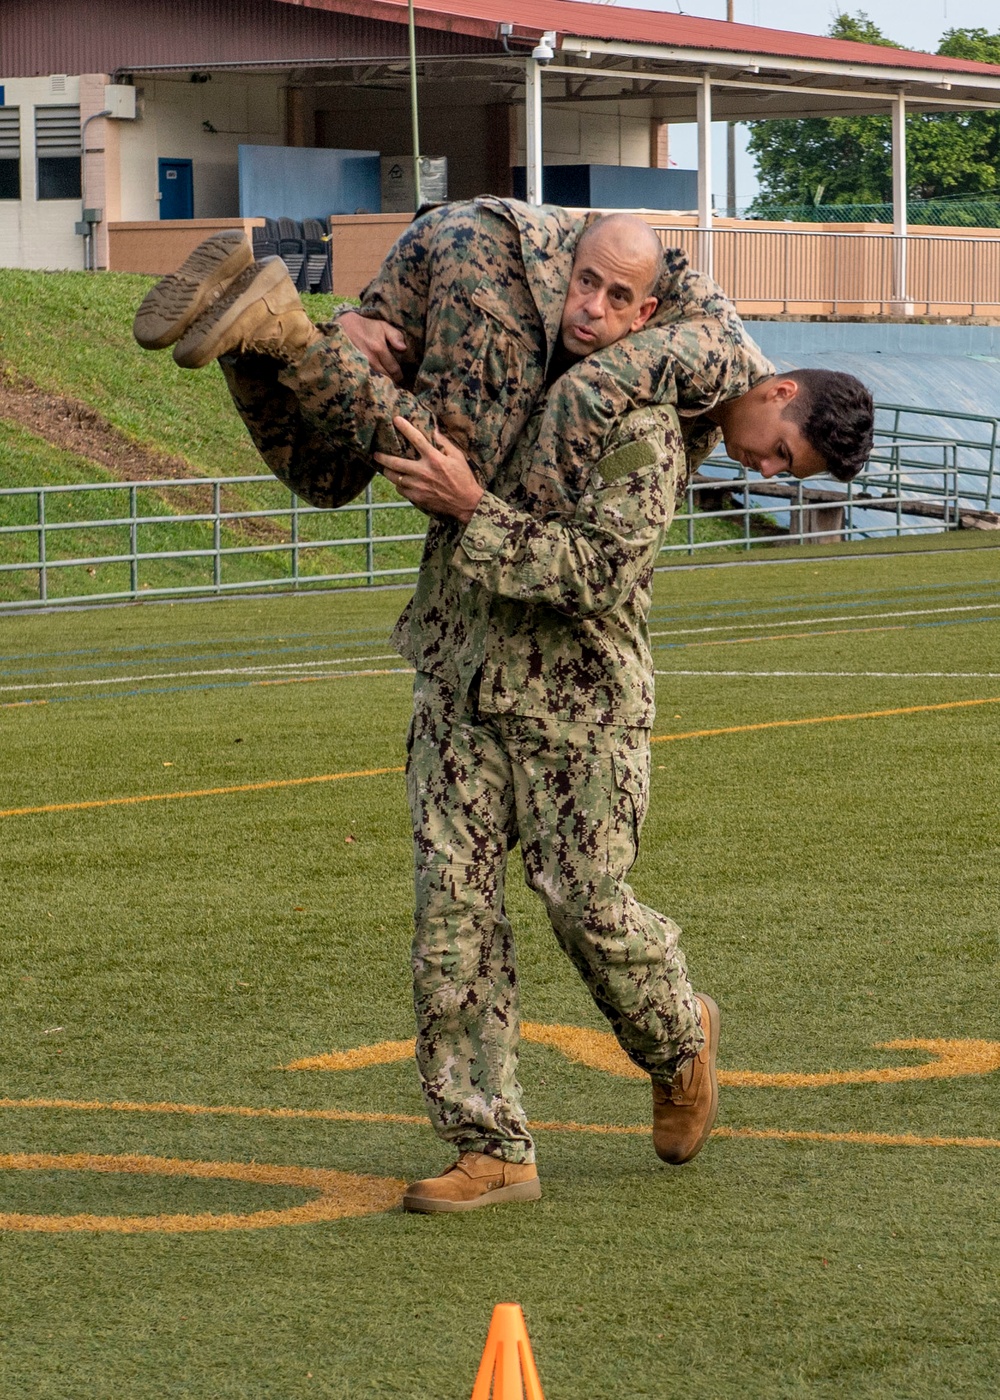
[0,655,401,695]
[649,601,1000,639]
[655,670,1000,679]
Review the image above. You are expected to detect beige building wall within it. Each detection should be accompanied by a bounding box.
[0,73,84,271]
[513,99,655,169]
[117,72,284,223]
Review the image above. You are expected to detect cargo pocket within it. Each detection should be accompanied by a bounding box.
[610,748,651,873]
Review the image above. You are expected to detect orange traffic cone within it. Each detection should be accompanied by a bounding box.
[470,1303,546,1400]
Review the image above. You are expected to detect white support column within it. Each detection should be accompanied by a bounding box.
[892,88,911,313]
[697,73,713,275]
[525,58,543,205]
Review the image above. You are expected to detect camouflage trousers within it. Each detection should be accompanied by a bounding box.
[407,671,703,1164]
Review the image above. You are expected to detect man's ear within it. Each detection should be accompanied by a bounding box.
[631,296,659,332]
[770,377,800,406]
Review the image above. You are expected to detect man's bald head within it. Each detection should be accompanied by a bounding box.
[560,214,663,358]
[575,214,664,297]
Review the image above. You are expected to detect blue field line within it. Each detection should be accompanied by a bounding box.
[5,612,998,713]
[648,581,1000,628]
[2,667,415,710]
[649,612,1000,652]
[0,626,390,668]
[0,636,397,682]
[7,585,997,683]
[651,573,1000,619]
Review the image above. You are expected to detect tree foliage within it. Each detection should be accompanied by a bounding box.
[746,13,1000,208]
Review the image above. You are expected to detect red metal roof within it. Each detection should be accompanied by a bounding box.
[285,0,1000,78]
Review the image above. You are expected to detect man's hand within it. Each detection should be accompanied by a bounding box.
[338,310,407,384]
[374,417,485,524]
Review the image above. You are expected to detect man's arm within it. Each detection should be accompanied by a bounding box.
[332,202,456,381]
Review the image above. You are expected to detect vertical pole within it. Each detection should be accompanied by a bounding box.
[213,480,222,593]
[726,124,736,217]
[290,488,300,589]
[129,483,138,596]
[365,481,375,585]
[37,489,47,603]
[697,73,713,276]
[726,0,736,216]
[525,57,543,205]
[407,0,422,209]
[892,89,909,311]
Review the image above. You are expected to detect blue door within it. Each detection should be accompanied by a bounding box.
[158,159,194,219]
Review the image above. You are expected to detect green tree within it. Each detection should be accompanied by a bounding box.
[746,13,1000,210]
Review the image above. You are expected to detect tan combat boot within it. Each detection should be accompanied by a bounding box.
[132,229,252,350]
[651,993,720,1165]
[402,1152,541,1214]
[172,257,322,369]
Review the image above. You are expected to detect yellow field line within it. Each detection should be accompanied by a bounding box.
[4,695,999,821]
[1,1096,996,1150]
[0,1096,425,1125]
[0,765,405,820]
[651,695,1000,744]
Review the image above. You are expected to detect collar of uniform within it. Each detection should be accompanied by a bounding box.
[477,197,594,368]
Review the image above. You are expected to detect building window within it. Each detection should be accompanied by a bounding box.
[0,108,20,200]
[35,105,81,200]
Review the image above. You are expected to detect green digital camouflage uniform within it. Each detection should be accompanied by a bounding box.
[220,198,774,1162]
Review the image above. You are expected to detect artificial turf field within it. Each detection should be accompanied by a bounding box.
[1,534,998,1399]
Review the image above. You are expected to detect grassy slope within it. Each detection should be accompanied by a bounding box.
[0,269,340,476]
[0,540,998,1397]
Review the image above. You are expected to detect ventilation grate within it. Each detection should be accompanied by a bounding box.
[0,109,20,160]
[35,105,80,157]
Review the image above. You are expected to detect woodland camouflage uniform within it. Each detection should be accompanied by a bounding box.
[221,198,774,1162]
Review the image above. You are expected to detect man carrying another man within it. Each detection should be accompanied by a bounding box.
[134,200,874,1211]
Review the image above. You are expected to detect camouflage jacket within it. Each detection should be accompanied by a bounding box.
[373,199,773,720]
[437,404,687,726]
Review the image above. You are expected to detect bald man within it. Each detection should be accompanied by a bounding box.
[135,200,873,1211]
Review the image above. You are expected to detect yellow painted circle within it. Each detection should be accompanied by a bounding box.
[0,1152,405,1233]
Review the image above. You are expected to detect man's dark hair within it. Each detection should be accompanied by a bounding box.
[781,369,875,482]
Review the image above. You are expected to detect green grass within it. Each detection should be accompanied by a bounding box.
[1,538,998,1397]
[0,270,430,593]
[0,269,343,476]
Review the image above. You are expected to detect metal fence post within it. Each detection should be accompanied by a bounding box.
[212,481,222,592]
[37,488,47,603]
[290,489,300,588]
[365,480,375,586]
[129,484,138,597]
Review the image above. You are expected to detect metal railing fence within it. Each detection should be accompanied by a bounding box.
[0,419,980,612]
[650,224,1000,315]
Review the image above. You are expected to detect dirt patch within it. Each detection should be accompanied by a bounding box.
[0,369,197,482]
[0,368,288,542]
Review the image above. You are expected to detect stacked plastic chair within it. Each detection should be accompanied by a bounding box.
[277,218,307,288]
[251,218,280,261]
[302,218,333,293]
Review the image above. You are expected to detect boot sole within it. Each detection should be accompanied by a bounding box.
[132,231,253,350]
[172,257,293,369]
[401,1177,542,1214]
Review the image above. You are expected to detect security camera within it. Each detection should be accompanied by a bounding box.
[532,31,556,64]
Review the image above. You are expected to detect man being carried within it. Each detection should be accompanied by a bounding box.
[134,204,873,1212]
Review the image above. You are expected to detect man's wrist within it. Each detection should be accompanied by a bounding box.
[455,484,485,526]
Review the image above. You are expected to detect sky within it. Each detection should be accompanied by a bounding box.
[582,0,1000,207]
